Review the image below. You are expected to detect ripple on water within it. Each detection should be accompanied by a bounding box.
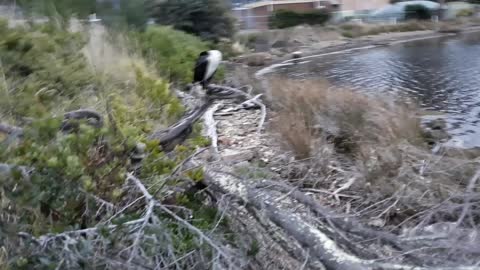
[276,32,480,148]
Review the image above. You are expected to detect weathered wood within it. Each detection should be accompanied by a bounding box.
[203,103,222,158]
[0,123,23,137]
[149,100,213,152]
[201,167,480,270]
[61,109,104,131]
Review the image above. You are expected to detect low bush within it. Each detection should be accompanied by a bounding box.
[134,26,210,84]
[152,0,235,42]
[340,21,431,38]
[269,9,330,29]
[0,21,228,269]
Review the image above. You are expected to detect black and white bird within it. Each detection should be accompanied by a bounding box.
[193,50,222,88]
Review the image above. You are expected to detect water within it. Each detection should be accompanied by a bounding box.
[275,32,480,148]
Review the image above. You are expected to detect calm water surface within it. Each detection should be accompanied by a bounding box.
[276,32,480,148]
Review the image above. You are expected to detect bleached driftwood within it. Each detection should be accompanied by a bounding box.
[206,85,266,134]
[0,123,23,136]
[203,102,222,157]
[148,84,266,152]
[1,109,103,140]
[200,167,480,270]
[149,101,213,152]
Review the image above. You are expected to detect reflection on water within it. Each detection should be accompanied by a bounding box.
[276,33,480,148]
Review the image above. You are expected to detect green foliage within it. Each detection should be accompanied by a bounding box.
[405,5,433,20]
[457,8,474,17]
[0,22,92,118]
[18,0,153,29]
[18,0,96,26]
[97,0,154,29]
[0,19,189,237]
[152,0,235,42]
[0,19,227,269]
[0,119,130,234]
[269,9,331,29]
[136,26,209,84]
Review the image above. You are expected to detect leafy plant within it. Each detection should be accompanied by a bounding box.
[152,0,235,41]
[457,8,474,17]
[135,26,210,84]
[0,20,227,269]
[0,21,92,118]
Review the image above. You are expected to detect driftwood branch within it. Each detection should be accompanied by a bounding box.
[201,167,479,270]
[61,109,104,131]
[203,103,222,157]
[149,101,213,152]
[1,109,103,140]
[0,123,23,135]
[127,173,238,266]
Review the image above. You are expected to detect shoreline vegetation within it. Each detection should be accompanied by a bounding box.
[1,4,480,269]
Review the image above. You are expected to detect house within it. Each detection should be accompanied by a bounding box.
[339,0,390,13]
[233,0,337,30]
[232,0,394,30]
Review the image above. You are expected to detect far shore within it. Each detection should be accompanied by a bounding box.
[233,21,480,77]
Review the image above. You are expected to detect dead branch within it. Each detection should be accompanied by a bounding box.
[206,84,251,100]
[455,169,480,228]
[201,167,480,270]
[203,103,222,157]
[0,123,23,135]
[1,109,103,139]
[206,85,266,134]
[332,177,357,202]
[126,172,239,267]
[221,94,263,113]
[61,109,104,131]
[149,101,213,152]
[150,148,207,198]
[0,163,31,178]
[254,97,267,134]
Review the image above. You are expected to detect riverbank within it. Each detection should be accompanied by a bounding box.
[193,74,480,268]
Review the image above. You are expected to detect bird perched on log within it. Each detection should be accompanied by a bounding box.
[193,50,222,88]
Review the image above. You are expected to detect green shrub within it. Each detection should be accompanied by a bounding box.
[269,9,330,29]
[152,0,235,42]
[97,0,153,29]
[18,0,96,26]
[405,5,432,20]
[457,8,474,17]
[0,22,92,118]
[19,0,153,29]
[0,18,232,269]
[135,26,209,84]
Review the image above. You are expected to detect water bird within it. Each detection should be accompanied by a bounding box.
[292,51,303,59]
[292,51,303,64]
[193,50,222,88]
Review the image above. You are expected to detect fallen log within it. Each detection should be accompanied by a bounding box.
[203,103,222,158]
[0,123,23,135]
[200,166,480,270]
[149,100,213,152]
[61,109,104,132]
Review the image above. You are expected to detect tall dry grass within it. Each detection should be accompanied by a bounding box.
[270,79,424,158]
[269,78,480,236]
[340,21,433,38]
